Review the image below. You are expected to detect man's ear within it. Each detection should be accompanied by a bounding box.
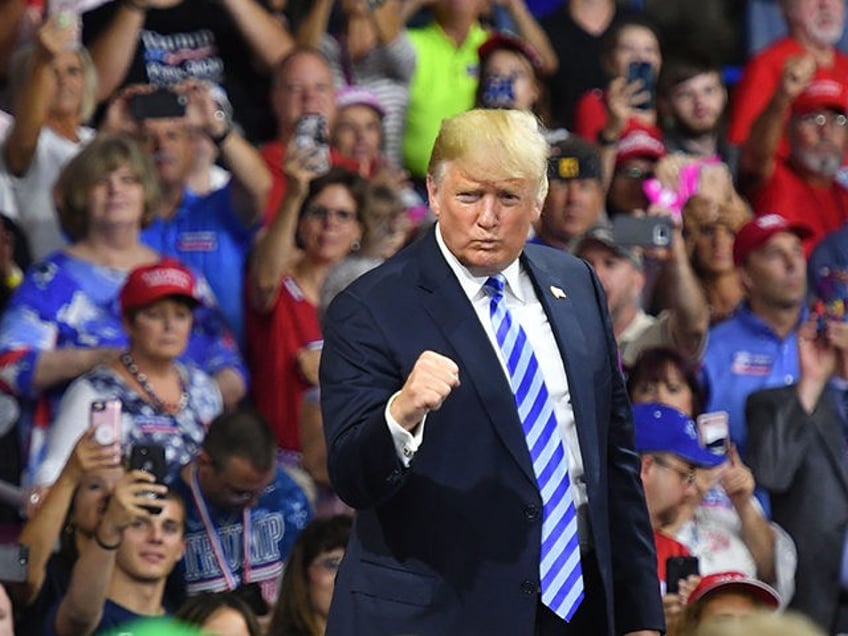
[197,450,214,470]
[738,265,752,294]
[426,174,440,219]
[639,455,651,481]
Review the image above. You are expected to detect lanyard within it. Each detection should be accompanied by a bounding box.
[189,464,252,589]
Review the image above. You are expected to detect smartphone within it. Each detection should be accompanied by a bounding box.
[481,75,516,109]
[0,544,28,583]
[612,215,673,248]
[129,88,188,121]
[128,444,167,514]
[48,0,81,51]
[293,114,330,174]
[697,411,730,456]
[627,60,655,111]
[90,399,122,446]
[666,555,699,594]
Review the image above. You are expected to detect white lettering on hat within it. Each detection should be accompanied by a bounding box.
[755,213,786,229]
[141,268,191,290]
[805,79,843,99]
[616,130,664,155]
[684,420,699,442]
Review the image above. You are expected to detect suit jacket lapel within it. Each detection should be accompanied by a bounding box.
[414,231,537,486]
[813,396,848,495]
[522,252,600,493]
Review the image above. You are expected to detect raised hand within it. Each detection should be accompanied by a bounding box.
[390,351,460,431]
[65,429,122,483]
[100,470,166,534]
[719,444,755,506]
[778,54,816,102]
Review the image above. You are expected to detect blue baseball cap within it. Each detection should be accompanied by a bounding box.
[632,403,726,468]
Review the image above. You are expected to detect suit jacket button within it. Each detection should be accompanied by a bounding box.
[521,579,538,595]
[524,504,539,521]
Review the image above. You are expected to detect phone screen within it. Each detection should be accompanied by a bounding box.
[90,399,121,446]
[696,411,730,456]
[666,556,699,594]
[626,61,655,111]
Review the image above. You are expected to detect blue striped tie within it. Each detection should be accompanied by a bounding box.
[484,274,584,621]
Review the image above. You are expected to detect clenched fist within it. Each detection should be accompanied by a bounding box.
[390,351,460,431]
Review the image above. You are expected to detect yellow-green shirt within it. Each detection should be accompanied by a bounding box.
[403,22,489,178]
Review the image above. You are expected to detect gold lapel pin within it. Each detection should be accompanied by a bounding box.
[550,285,566,299]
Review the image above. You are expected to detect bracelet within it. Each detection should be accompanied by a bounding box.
[94,525,123,550]
[122,0,148,12]
[596,129,618,147]
[209,123,233,146]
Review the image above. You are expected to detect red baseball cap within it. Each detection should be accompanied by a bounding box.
[792,70,848,115]
[687,571,781,609]
[615,125,665,167]
[732,213,813,266]
[478,33,545,79]
[120,259,201,314]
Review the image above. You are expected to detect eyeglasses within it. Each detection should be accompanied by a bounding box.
[650,454,696,485]
[312,555,343,571]
[304,205,357,223]
[798,112,848,129]
[615,166,654,180]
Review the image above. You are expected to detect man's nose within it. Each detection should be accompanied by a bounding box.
[477,196,498,227]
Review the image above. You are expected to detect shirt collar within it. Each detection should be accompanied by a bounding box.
[434,222,524,303]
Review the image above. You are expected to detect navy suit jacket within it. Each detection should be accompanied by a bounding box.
[319,228,663,635]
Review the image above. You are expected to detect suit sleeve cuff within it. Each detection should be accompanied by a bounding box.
[385,391,425,467]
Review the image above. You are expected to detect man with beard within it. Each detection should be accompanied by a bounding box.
[657,56,735,173]
[728,0,848,156]
[740,69,848,254]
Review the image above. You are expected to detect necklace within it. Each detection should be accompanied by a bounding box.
[120,352,189,413]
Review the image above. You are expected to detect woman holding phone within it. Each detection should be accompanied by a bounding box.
[34,259,222,487]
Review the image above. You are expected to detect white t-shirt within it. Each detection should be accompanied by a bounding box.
[2,125,95,259]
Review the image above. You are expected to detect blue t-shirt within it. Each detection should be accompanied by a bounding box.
[45,599,155,636]
[141,184,258,346]
[172,466,311,606]
[701,302,805,458]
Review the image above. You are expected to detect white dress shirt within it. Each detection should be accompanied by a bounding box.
[386,224,587,505]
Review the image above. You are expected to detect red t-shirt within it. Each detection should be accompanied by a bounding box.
[728,37,848,154]
[572,89,663,147]
[245,275,322,452]
[653,529,690,587]
[750,160,848,254]
[260,141,360,225]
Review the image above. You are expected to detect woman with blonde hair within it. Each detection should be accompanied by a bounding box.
[3,15,99,259]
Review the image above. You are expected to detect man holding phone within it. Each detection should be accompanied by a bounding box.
[574,222,709,367]
[632,403,725,633]
[47,471,186,636]
[633,403,724,585]
[119,81,272,350]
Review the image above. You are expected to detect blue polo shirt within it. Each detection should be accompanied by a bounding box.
[701,302,805,459]
[141,184,258,346]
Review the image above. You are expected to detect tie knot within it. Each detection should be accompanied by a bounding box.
[484,274,506,298]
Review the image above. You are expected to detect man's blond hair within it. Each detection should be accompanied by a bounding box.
[428,109,549,205]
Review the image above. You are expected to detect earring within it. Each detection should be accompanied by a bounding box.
[350,239,361,252]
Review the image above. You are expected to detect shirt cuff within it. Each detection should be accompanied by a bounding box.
[384,391,425,467]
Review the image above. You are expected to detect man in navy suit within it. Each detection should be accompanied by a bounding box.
[319,109,664,635]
